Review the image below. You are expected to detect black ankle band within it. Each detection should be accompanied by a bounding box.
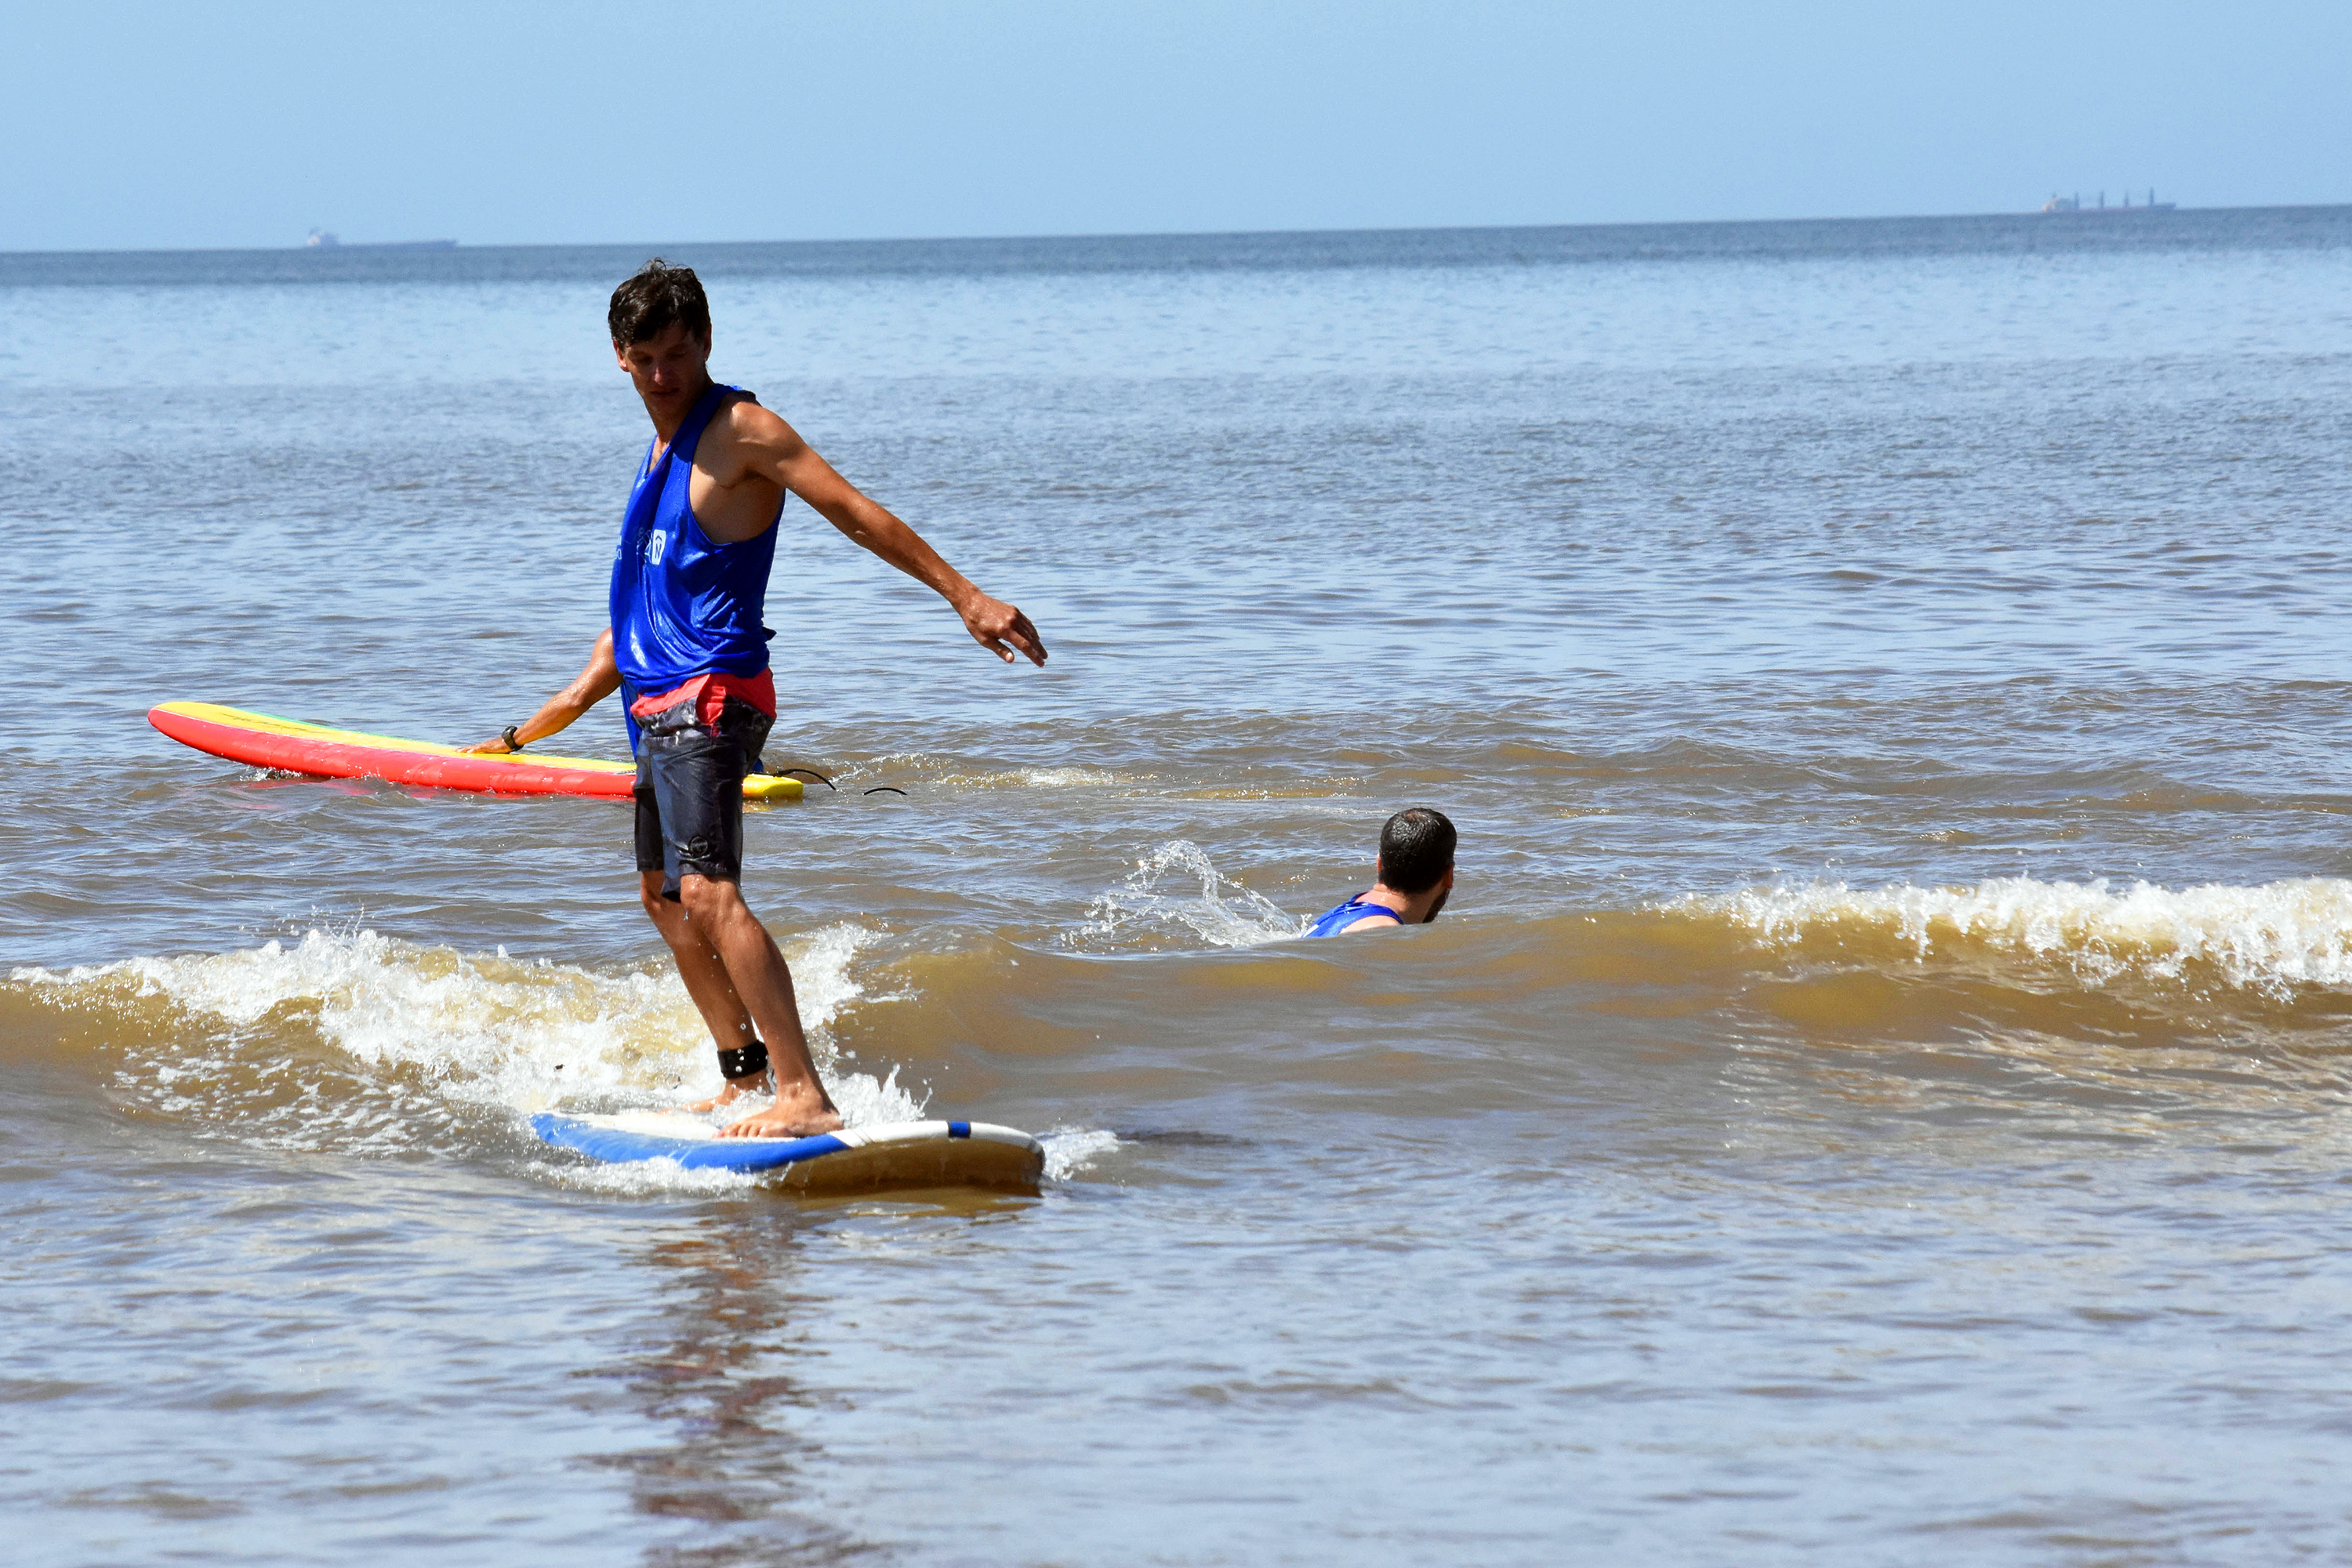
[717,1040,770,1081]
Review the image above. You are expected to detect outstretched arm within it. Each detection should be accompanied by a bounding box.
[728,406,1047,666]
[461,630,622,753]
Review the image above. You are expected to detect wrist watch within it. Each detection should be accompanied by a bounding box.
[501,725,524,752]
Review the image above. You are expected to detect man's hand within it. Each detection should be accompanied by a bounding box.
[714,405,1051,666]
[457,630,622,757]
[958,592,1047,666]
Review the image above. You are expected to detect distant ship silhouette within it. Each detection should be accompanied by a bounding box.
[2041,189,2176,214]
[306,228,457,249]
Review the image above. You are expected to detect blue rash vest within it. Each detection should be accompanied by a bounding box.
[610,381,780,746]
[1305,895,1406,938]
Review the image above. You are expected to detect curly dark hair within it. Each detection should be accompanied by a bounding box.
[608,259,710,347]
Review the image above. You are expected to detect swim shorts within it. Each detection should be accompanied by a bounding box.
[630,677,775,901]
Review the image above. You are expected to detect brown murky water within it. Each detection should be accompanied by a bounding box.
[7,210,2352,1563]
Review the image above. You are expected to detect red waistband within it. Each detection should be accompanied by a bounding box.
[627,670,777,724]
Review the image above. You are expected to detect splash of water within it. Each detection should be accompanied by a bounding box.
[1067,840,1309,951]
[1040,1127,1121,1180]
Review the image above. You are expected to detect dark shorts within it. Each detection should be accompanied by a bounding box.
[633,693,774,901]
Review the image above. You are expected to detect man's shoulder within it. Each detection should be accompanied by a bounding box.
[703,392,793,452]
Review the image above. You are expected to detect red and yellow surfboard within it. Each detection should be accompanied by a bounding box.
[147,702,801,801]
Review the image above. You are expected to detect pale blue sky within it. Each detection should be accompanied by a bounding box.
[7,0,2344,251]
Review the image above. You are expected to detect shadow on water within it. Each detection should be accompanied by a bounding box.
[584,1207,884,1568]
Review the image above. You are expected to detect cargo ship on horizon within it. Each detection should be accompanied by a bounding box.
[305,228,457,249]
[2042,189,2176,214]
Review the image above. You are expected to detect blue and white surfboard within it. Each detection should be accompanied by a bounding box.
[530,1111,1045,1193]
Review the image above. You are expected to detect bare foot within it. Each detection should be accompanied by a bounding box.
[717,1083,844,1139]
[681,1076,767,1115]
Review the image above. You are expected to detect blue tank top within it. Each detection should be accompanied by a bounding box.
[1305,895,1406,938]
[610,381,779,708]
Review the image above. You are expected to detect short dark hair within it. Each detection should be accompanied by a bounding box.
[608,259,710,347]
[1379,808,1456,895]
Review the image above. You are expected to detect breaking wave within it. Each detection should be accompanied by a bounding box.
[10,920,1122,1189]
[12,922,902,1112]
[10,923,1120,1181]
[1677,875,2352,1000]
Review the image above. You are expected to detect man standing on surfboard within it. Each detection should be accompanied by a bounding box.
[468,261,1046,1137]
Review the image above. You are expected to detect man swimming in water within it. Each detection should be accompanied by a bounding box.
[1305,808,1457,936]
[467,261,1046,1136]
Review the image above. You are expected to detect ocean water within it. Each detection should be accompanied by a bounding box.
[6,207,2352,1563]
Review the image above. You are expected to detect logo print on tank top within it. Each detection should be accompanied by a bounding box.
[646,528,667,564]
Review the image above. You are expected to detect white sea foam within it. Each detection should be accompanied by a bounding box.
[840,752,1135,791]
[10,921,923,1127]
[1001,766,1126,788]
[1682,875,2352,997]
[1069,840,1310,950]
[931,764,1134,791]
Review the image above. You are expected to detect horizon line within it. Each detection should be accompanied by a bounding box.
[9,201,2352,260]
